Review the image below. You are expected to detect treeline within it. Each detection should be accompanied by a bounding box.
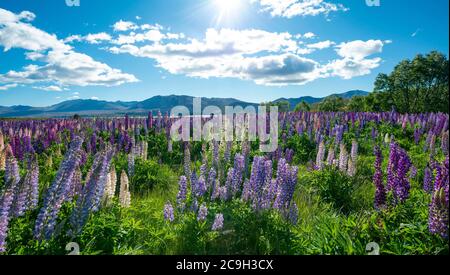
[277,51,449,114]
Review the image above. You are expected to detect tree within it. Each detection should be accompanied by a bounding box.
[262,100,291,112]
[373,51,449,113]
[347,96,366,112]
[294,101,311,112]
[317,96,346,112]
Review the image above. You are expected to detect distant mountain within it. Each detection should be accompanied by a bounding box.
[0,90,369,118]
[274,90,369,110]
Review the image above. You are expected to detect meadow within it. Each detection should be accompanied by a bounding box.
[0,111,448,255]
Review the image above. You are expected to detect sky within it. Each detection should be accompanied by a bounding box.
[0,0,448,107]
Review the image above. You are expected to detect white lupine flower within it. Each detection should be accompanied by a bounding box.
[339,143,348,172]
[119,170,131,208]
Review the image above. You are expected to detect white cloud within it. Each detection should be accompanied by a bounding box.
[113,20,138,32]
[33,85,66,92]
[0,83,18,90]
[324,39,388,79]
[303,32,316,39]
[0,8,138,89]
[84,32,112,44]
[135,16,142,20]
[108,28,328,86]
[335,39,384,59]
[252,0,348,18]
[307,40,335,49]
[91,96,99,100]
[64,33,112,44]
[108,26,389,85]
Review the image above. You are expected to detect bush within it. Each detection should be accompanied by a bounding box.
[310,168,355,214]
[131,159,178,194]
[286,134,316,164]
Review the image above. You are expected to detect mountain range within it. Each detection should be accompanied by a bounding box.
[0,90,368,118]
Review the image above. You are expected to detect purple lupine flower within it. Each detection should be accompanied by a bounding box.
[441,131,449,156]
[373,146,386,209]
[190,198,198,213]
[288,202,299,225]
[409,165,417,179]
[69,146,115,236]
[164,202,174,222]
[212,213,224,231]
[285,148,294,164]
[0,147,21,252]
[231,154,245,196]
[34,136,83,240]
[273,159,298,211]
[414,128,421,145]
[241,179,251,202]
[208,168,217,198]
[394,149,412,203]
[386,141,399,191]
[423,165,434,193]
[197,203,208,221]
[176,176,188,209]
[224,168,234,200]
[428,157,449,238]
[24,157,39,211]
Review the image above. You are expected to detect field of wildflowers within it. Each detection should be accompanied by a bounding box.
[0,111,448,255]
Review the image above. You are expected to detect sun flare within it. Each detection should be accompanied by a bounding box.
[213,0,243,25]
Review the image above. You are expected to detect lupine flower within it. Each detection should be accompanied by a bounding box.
[70,147,115,236]
[128,152,135,178]
[24,157,39,211]
[176,176,188,209]
[212,213,224,231]
[338,143,348,172]
[0,147,21,252]
[428,157,449,238]
[423,165,434,193]
[197,203,208,221]
[191,198,199,212]
[288,202,299,225]
[373,146,386,209]
[441,131,449,156]
[326,146,335,166]
[386,141,399,191]
[315,141,326,170]
[414,128,421,145]
[231,154,245,196]
[119,170,131,208]
[351,140,358,162]
[184,142,191,178]
[34,136,83,240]
[347,158,356,177]
[285,148,294,163]
[164,202,175,222]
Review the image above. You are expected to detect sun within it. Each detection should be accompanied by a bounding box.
[213,0,243,25]
[215,0,242,13]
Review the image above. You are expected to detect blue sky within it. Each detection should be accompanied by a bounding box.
[0,0,448,107]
